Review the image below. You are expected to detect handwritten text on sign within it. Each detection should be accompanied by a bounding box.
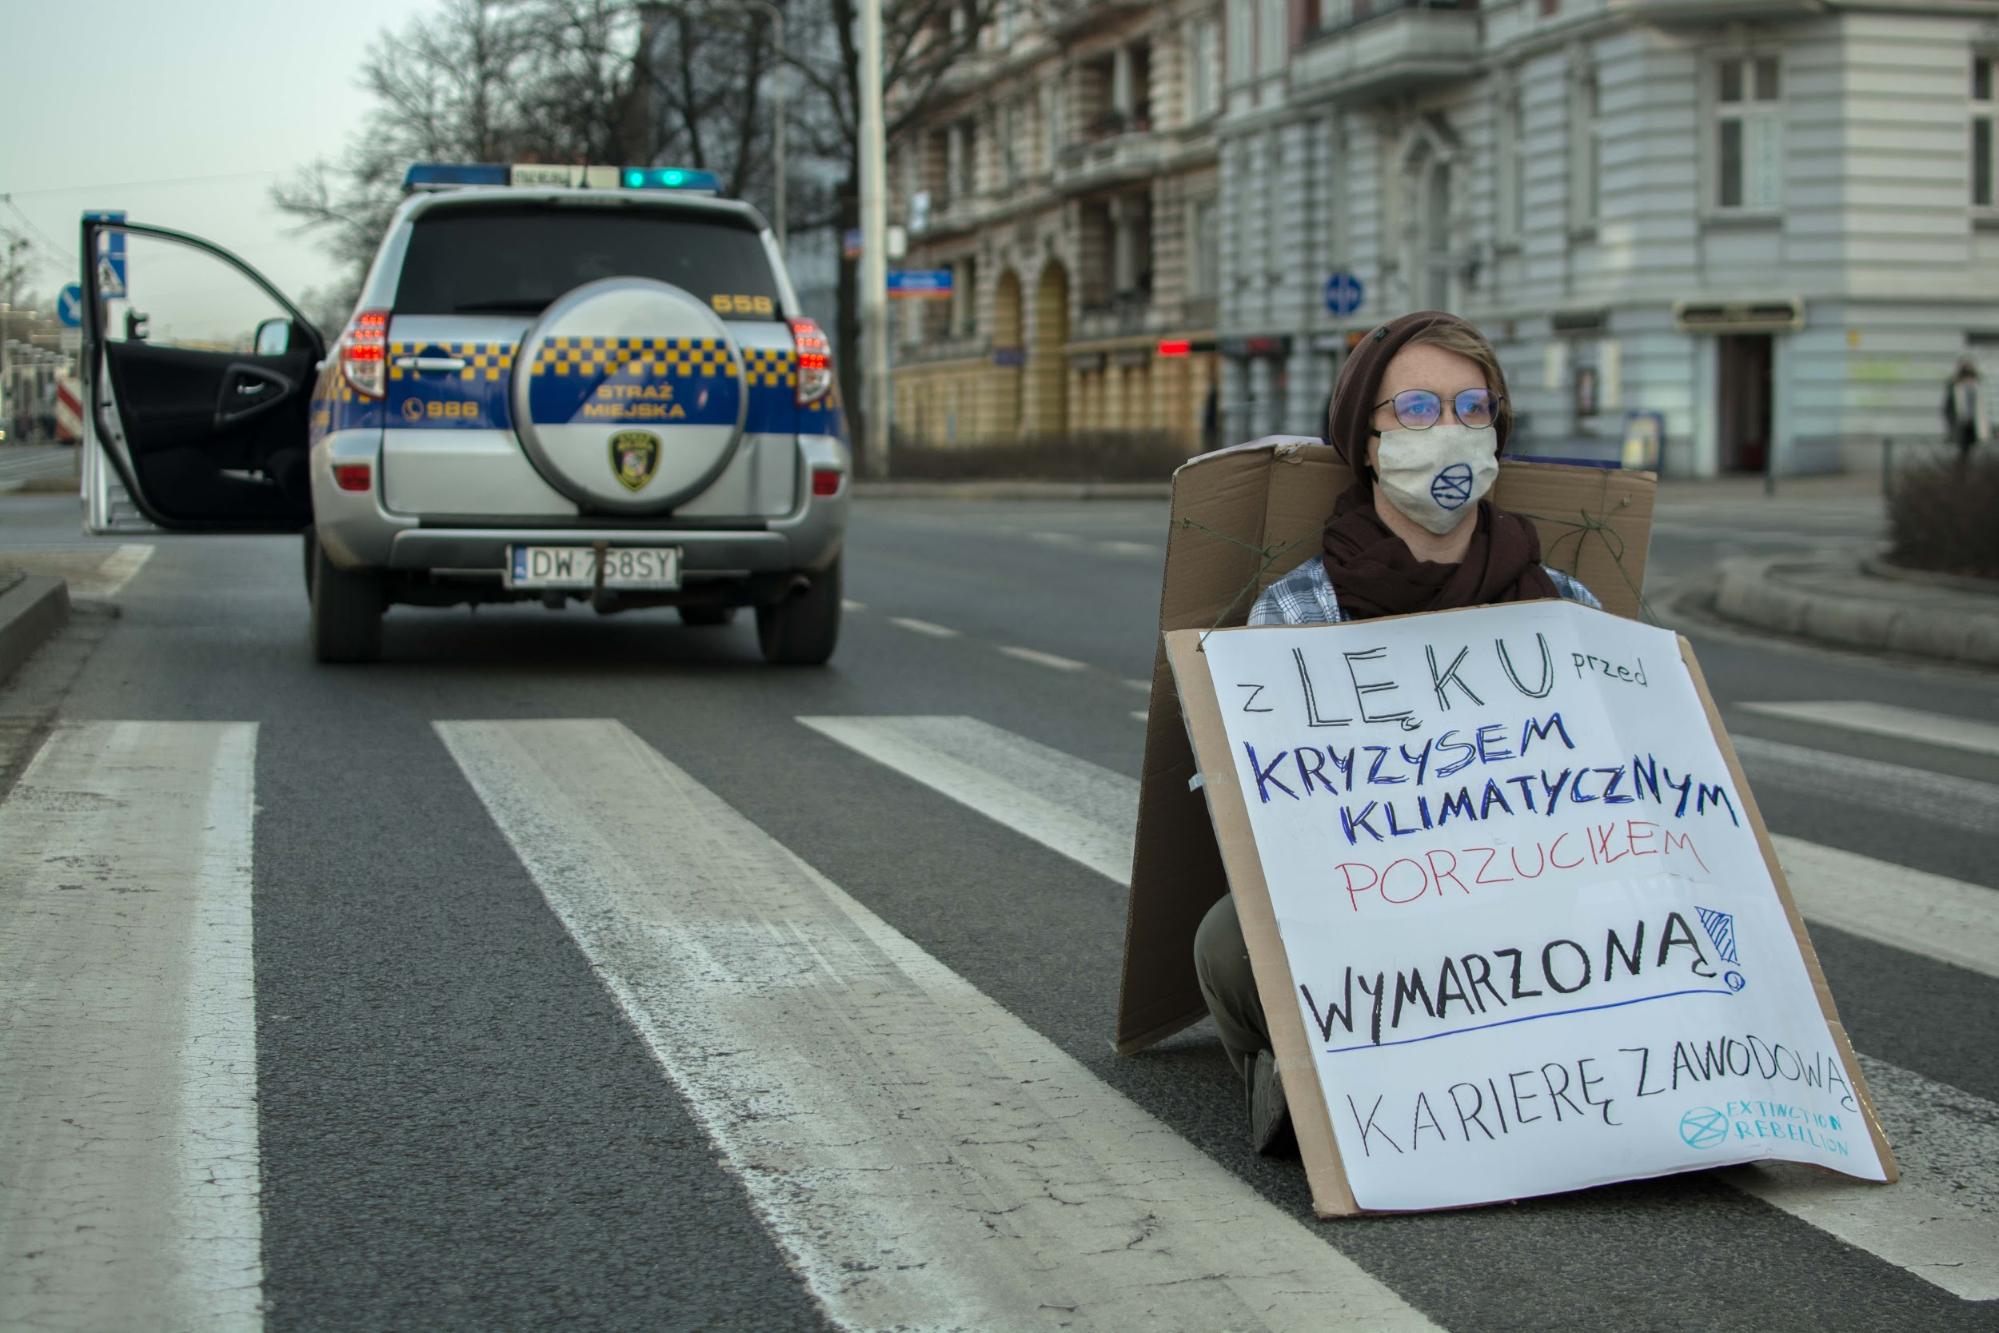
[1197,601,1888,1211]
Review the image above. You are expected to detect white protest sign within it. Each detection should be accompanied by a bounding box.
[1173,601,1894,1213]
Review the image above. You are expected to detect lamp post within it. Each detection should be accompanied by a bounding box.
[859,0,889,478]
[742,0,788,253]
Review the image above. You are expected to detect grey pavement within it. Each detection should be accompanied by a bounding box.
[0,444,79,494]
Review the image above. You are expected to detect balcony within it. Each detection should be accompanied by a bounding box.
[1606,0,1823,24]
[1055,119,1166,193]
[1293,1,1481,105]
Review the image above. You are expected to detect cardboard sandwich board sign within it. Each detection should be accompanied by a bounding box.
[1118,438,1657,1057]
[1115,438,1896,1215]
[1164,605,1897,1215]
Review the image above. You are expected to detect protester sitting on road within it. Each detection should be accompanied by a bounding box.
[1192,308,1602,1155]
[1943,357,1989,468]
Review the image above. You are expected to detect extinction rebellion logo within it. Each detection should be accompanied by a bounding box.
[1679,1106,1730,1150]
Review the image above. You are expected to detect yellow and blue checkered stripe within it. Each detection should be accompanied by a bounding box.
[317,335,840,438]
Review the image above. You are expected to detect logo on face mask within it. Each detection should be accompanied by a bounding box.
[1431,462,1476,510]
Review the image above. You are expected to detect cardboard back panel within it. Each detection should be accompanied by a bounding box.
[1115,438,1657,1054]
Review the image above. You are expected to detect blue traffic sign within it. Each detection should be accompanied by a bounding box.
[887,269,952,297]
[1323,270,1365,317]
[84,211,127,297]
[57,284,83,328]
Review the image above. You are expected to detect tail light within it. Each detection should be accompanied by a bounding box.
[332,463,373,493]
[340,309,389,398]
[789,317,832,406]
[811,468,842,497]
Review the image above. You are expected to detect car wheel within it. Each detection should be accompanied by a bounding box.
[756,559,840,666]
[678,605,737,627]
[311,538,384,664]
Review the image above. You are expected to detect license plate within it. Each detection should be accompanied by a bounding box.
[506,545,681,590]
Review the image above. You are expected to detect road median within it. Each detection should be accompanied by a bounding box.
[1714,552,1999,668]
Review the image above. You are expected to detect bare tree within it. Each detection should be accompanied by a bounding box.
[782,0,999,449]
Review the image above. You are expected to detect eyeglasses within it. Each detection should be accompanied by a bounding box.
[1370,388,1503,433]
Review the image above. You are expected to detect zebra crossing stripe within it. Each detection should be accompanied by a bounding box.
[797,716,1135,881]
[1771,834,1999,983]
[437,718,1432,1332]
[1739,700,1999,761]
[0,722,263,1330]
[802,713,1999,1298]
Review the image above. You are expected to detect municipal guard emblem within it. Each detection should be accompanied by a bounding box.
[610,430,662,492]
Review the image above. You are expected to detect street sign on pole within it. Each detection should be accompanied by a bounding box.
[85,211,128,297]
[57,284,83,328]
[887,270,953,299]
[1323,270,1365,318]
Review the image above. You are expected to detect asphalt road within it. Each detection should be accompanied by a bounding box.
[1,487,1995,1331]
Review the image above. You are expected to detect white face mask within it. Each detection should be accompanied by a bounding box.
[1374,424,1499,536]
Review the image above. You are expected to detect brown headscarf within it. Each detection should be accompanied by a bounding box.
[1321,310,1556,619]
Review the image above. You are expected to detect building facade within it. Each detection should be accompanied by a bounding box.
[1218,0,1999,476]
[889,0,1226,454]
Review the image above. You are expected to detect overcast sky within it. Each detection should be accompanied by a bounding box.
[0,0,441,310]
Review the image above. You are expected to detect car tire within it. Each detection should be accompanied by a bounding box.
[311,538,384,664]
[756,559,840,666]
[678,605,737,627]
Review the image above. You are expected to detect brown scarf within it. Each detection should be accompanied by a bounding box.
[1320,485,1558,620]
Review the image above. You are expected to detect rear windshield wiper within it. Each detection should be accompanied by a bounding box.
[448,298,555,313]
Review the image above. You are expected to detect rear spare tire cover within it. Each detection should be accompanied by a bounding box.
[512,277,746,513]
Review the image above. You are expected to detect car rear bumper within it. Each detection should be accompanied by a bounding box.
[311,428,848,576]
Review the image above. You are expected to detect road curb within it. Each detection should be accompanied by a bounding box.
[0,574,71,687]
[854,480,1172,500]
[1714,554,1999,668]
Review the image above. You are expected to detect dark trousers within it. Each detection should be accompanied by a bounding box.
[1192,894,1269,1084]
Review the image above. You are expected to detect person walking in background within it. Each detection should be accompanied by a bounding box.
[1943,357,1989,468]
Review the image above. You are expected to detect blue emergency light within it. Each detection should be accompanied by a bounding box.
[402,163,511,190]
[622,166,722,193]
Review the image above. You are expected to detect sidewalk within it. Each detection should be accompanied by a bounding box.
[1713,551,1999,668]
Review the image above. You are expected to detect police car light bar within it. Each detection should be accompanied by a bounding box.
[402,163,723,194]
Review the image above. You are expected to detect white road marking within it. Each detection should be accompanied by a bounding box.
[810,714,1999,1292]
[1771,834,1999,981]
[1123,678,1151,693]
[1732,734,1999,838]
[999,644,1088,672]
[1740,700,1999,760]
[841,598,867,612]
[1027,530,1082,547]
[798,716,1136,881]
[1723,1052,1999,1301]
[1131,710,1148,722]
[88,543,154,599]
[888,615,961,639]
[1099,540,1160,558]
[0,722,263,1330]
[438,719,1431,1332]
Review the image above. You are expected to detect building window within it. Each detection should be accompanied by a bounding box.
[1189,197,1220,298]
[1497,84,1525,246]
[1257,0,1285,77]
[952,255,979,337]
[1045,80,1064,164]
[1226,0,1252,87]
[953,119,977,201]
[1570,64,1600,232]
[1189,17,1219,120]
[1714,54,1783,212]
[1975,55,1997,208]
[1001,102,1019,188]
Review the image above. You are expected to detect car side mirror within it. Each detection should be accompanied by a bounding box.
[254,317,293,357]
[125,309,151,341]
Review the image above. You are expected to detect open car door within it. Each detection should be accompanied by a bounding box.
[81,217,324,533]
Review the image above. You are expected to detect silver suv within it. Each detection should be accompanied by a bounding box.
[80,163,849,664]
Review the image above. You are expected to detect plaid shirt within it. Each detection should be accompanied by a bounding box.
[1248,556,1600,626]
